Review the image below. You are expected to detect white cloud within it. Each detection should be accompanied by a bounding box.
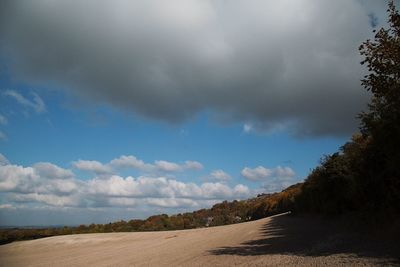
[88,175,149,198]
[154,160,181,172]
[210,169,231,181]
[167,179,202,198]
[153,159,203,172]
[87,175,248,201]
[183,160,203,170]
[243,123,253,133]
[109,155,148,170]
[72,160,112,175]
[200,182,233,199]
[0,154,10,166]
[0,156,253,212]
[241,165,296,193]
[85,155,203,175]
[0,164,37,192]
[0,162,81,201]
[0,114,7,125]
[0,153,258,220]
[33,162,74,179]
[241,166,271,181]
[234,184,251,197]
[274,166,295,178]
[241,166,295,181]
[3,90,46,113]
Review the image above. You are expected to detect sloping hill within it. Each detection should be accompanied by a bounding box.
[0,184,302,245]
[0,213,397,267]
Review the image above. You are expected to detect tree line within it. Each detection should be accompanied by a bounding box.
[296,1,400,218]
[0,189,300,245]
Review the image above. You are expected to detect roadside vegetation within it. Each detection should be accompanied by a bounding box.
[0,187,300,245]
[297,1,400,218]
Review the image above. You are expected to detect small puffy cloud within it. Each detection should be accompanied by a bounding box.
[154,160,181,172]
[234,184,251,197]
[106,155,203,174]
[0,114,7,125]
[88,175,148,198]
[0,162,82,207]
[0,154,10,166]
[183,160,203,170]
[273,166,295,179]
[241,166,295,181]
[72,160,112,175]
[154,160,203,172]
[210,169,231,181]
[200,182,233,199]
[241,166,272,181]
[3,90,46,113]
[109,155,148,170]
[38,178,80,195]
[166,179,202,198]
[241,165,296,193]
[0,164,37,192]
[33,162,74,179]
[0,161,80,200]
[243,123,253,133]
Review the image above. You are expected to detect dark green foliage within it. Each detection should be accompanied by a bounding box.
[297,146,359,215]
[298,1,400,217]
[358,1,400,213]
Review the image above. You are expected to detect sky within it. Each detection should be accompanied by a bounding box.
[0,0,393,226]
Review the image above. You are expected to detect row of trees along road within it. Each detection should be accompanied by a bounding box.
[297,1,400,218]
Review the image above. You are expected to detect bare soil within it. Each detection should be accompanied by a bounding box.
[0,213,399,266]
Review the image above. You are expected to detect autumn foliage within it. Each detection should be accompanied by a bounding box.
[298,1,400,217]
[0,190,300,245]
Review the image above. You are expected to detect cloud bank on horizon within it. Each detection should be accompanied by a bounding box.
[0,153,295,220]
[0,0,389,137]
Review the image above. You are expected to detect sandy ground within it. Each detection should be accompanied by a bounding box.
[0,213,399,267]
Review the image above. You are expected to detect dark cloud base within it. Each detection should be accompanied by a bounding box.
[0,0,385,136]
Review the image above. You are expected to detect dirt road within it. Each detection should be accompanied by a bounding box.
[0,213,398,266]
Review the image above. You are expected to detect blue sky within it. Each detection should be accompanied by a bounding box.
[0,0,391,226]
[0,77,346,178]
[0,80,346,225]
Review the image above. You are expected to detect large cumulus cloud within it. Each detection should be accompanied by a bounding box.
[0,0,388,136]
